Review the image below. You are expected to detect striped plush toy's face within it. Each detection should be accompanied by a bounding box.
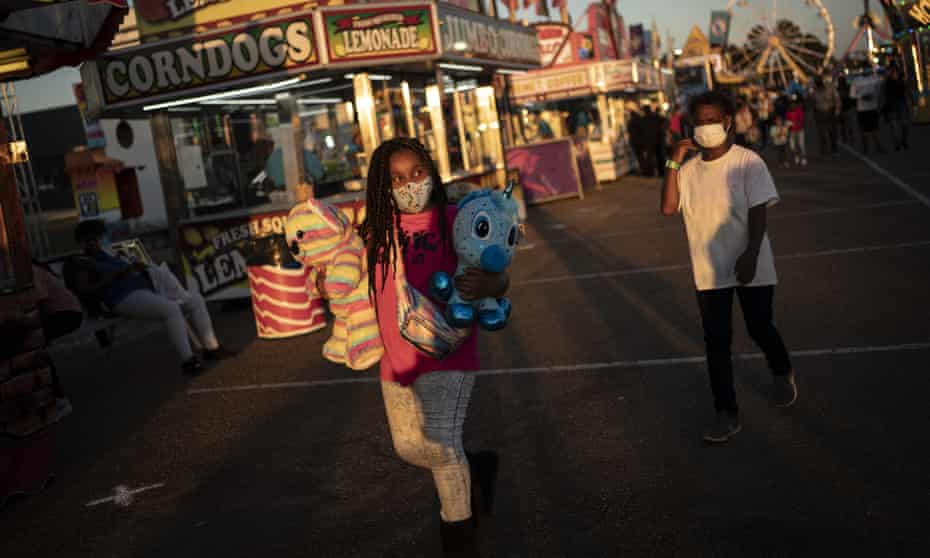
[285,200,353,266]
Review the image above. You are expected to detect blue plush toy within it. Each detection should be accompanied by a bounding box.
[431,183,520,331]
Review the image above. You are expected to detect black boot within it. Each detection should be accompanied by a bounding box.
[440,517,480,557]
[466,451,498,516]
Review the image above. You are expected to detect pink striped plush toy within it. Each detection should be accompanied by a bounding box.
[285,199,383,371]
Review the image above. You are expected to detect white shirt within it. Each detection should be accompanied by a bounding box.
[677,145,780,291]
[850,76,882,112]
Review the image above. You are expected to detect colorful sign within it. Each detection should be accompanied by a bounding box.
[438,4,540,67]
[73,84,106,149]
[709,10,732,46]
[320,3,439,65]
[536,23,572,67]
[510,66,593,104]
[133,0,320,40]
[505,139,583,205]
[179,198,365,300]
[91,11,319,109]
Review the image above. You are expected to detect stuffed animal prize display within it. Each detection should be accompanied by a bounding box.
[285,199,383,370]
[431,183,520,331]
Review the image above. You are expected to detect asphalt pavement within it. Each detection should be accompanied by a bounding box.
[4,138,930,557]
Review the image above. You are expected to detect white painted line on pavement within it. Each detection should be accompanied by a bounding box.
[840,143,930,209]
[516,200,919,252]
[86,483,165,508]
[186,341,930,394]
[187,377,375,394]
[516,240,930,286]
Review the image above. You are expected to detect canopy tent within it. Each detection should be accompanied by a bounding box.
[0,0,128,81]
[1,0,129,260]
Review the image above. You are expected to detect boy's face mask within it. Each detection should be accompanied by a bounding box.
[693,120,731,149]
[392,177,433,214]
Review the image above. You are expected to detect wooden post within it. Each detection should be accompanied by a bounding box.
[150,112,186,269]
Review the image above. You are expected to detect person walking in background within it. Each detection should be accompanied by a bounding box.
[660,91,798,444]
[837,75,855,144]
[645,104,668,176]
[884,66,911,151]
[813,77,841,157]
[786,96,807,166]
[734,99,755,148]
[627,103,651,176]
[756,90,773,149]
[770,115,791,167]
[850,71,885,154]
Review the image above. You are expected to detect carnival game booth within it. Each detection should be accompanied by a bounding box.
[881,0,930,123]
[80,1,540,338]
[507,59,662,200]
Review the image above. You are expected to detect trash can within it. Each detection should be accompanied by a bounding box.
[243,234,326,339]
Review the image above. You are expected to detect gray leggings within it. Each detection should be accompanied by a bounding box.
[381,371,475,522]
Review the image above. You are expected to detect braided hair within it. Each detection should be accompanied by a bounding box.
[360,137,449,301]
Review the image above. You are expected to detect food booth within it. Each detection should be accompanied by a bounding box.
[80,1,540,337]
[507,58,663,199]
[503,3,664,203]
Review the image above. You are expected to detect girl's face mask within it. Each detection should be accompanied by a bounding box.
[392,177,434,214]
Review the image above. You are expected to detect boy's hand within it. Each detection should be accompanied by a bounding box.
[736,249,759,285]
[457,268,509,301]
[672,139,698,164]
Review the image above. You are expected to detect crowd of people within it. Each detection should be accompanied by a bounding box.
[627,66,913,179]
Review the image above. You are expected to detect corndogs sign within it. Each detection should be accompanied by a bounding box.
[92,11,319,108]
[320,3,439,65]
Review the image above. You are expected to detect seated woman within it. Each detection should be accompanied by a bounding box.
[70,221,226,375]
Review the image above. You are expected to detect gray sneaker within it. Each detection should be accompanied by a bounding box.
[703,413,742,444]
[774,373,798,408]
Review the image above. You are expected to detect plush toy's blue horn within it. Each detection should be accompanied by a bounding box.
[504,181,515,198]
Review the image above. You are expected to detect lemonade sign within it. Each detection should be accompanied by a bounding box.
[322,3,438,64]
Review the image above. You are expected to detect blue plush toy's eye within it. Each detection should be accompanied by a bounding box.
[473,212,491,240]
[508,225,517,246]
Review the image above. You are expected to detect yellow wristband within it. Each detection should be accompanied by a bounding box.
[665,160,681,171]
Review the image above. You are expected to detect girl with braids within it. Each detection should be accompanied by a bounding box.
[360,137,508,557]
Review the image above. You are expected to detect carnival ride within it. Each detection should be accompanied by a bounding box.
[725,0,835,88]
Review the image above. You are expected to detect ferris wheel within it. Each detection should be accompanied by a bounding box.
[726,0,835,89]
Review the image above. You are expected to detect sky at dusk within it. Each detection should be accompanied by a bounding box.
[11,0,874,114]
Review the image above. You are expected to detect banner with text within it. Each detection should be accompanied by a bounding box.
[320,3,439,66]
[438,4,540,67]
[90,11,320,109]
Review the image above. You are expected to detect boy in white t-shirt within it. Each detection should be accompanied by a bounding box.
[660,91,797,444]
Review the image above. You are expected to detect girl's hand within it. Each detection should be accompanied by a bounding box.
[457,268,509,301]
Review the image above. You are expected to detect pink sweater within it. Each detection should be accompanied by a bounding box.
[786,107,805,132]
[373,206,479,386]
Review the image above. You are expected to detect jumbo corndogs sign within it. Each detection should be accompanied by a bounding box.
[91,11,320,108]
[320,3,439,65]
